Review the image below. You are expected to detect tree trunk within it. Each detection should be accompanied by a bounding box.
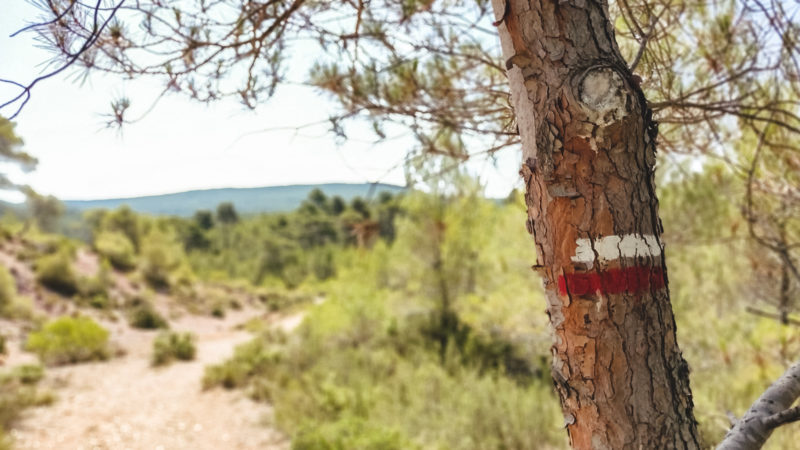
[489,0,702,448]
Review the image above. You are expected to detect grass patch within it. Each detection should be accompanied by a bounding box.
[26,316,110,365]
[152,331,196,366]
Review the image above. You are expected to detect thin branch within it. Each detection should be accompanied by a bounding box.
[745,306,800,327]
[629,10,665,72]
[10,1,77,38]
[0,0,126,120]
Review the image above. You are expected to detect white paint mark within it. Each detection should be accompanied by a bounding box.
[571,234,662,263]
[620,234,650,258]
[595,235,622,260]
[572,239,596,264]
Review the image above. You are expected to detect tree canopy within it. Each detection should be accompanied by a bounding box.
[0,116,37,191]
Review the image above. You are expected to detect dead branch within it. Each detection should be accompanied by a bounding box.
[717,362,800,449]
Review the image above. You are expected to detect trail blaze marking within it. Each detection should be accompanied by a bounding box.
[570,234,661,263]
[558,266,665,296]
[560,234,665,296]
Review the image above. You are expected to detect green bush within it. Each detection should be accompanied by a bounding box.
[0,364,53,434]
[128,303,169,329]
[0,429,11,450]
[151,331,196,366]
[7,364,44,385]
[94,231,137,270]
[1,296,36,322]
[203,210,565,450]
[140,230,184,290]
[0,266,15,311]
[35,251,79,296]
[208,326,563,450]
[80,294,110,309]
[141,252,172,289]
[292,416,416,450]
[203,337,282,390]
[25,316,110,365]
[0,265,33,322]
[210,303,226,318]
[77,261,112,306]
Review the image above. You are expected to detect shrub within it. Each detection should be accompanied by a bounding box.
[203,361,250,389]
[0,429,11,450]
[77,261,112,306]
[140,230,183,290]
[210,303,226,318]
[205,281,564,450]
[0,364,53,433]
[0,266,15,311]
[203,338,282,390]
[35,251,79,296]
[310,247,336,281]
[151,331,196,366]
[128,303,169,330]
[79,294,110,310]
[8,364,44,384]
[141,251,172,289]
[77,276,107,298]
[100,206,141,251]
[94,231,137,270]
[292,416,416,450]
[1,296,36,322]
[25,316,110,365]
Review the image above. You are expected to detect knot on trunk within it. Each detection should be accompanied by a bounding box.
[576,67,630,125]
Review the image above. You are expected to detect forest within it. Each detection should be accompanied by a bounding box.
[0,0,799,449]
[0,160,796,449]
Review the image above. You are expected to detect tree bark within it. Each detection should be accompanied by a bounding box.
[490,0,702,448]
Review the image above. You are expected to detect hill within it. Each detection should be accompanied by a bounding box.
[62,183,405,216]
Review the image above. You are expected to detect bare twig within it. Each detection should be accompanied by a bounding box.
[745,306,800,327]
[0,0,126,119]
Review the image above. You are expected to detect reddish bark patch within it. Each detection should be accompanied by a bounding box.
[558,266,665,296]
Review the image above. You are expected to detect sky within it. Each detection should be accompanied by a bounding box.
[0,1,522,202]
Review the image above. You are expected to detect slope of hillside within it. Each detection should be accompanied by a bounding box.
[0,237,296,449]
[62,183,405,216]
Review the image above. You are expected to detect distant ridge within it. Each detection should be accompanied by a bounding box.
[63,183,405,216]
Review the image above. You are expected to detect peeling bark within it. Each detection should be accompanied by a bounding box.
[490,0,701,448]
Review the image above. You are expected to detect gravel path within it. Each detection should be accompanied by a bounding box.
[9,309,296,450]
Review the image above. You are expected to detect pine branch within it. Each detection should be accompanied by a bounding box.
[717,362,800,450]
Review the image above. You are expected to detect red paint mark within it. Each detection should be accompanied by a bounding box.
[558,266,665,296]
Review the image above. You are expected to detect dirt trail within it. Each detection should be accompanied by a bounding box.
[9,309,302,450]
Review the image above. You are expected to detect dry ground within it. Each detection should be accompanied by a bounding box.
[0,240,306,449]
[7,308,302,450]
